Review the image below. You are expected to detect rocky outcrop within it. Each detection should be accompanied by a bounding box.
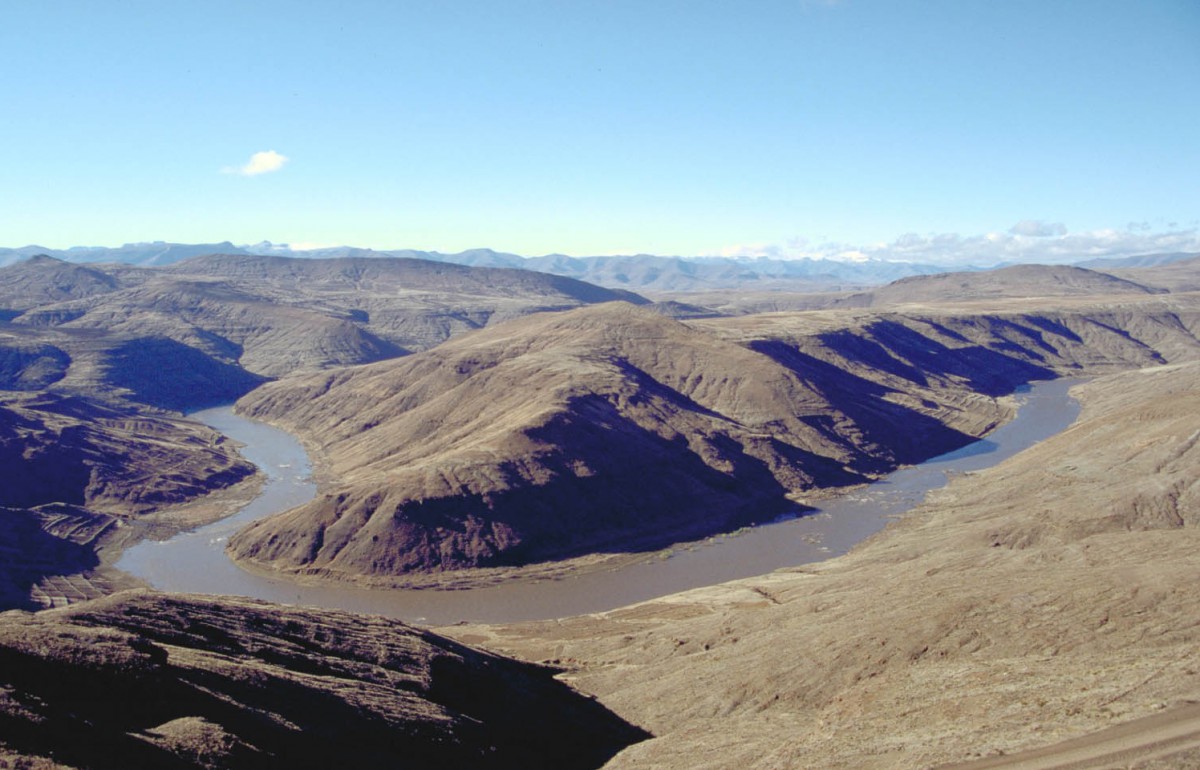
[0,591,648,769]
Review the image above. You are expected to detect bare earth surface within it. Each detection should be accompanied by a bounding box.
[937,701,1200,769]
[448,362,1200,769]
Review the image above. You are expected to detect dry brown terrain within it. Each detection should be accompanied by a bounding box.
[3,253,1199,768]
[227,300,1013,583]
[229,292,1200,586]
[649,263,1165,317]
[449,360,1200,769]
[1114,254,1200,293]
[0,590,647,769]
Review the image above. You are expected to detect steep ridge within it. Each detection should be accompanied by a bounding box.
[0,253,649,609]
[0,590,648,769]
[451,358,1200,769]
[0,254,120,312]
[230,294,1200,585]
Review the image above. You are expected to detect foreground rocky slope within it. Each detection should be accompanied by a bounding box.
[452,360,1200,769]
[0,590,647,769]
[230,293,1200,585]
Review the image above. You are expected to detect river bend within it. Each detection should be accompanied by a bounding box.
[117,378,1082,625]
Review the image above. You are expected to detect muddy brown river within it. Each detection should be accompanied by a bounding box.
[116,378,1082,625]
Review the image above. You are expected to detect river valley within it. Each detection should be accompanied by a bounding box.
[116,378,1082,625]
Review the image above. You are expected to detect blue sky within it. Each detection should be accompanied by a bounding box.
[2,0,1198,264]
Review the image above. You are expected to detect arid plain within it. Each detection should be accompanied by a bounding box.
[2,252,1198,768]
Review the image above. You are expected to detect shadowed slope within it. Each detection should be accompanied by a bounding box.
[0,255,119,312]
[230,303,886,581]
[6,253,648,378]
[229,302,1084,584]
[0,591,648,769]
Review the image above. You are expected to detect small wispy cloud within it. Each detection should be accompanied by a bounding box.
[223,150,288,176]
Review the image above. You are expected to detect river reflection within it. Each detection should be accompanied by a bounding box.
[117,378,1082,625]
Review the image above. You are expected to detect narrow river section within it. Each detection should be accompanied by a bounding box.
[117,378,1082,626]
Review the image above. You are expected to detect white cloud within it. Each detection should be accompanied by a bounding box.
[714,225,1200,267]
[223,150,288,176]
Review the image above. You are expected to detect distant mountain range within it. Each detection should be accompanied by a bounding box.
[2,241,1197,292]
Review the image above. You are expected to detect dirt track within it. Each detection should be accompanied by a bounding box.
[938,702,1200,769]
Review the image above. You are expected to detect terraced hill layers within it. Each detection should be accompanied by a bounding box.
[1,250,1199,768]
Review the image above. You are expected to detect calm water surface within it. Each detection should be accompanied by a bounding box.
[117,378,1082,625]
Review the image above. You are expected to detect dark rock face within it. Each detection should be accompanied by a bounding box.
[0,591,649,769]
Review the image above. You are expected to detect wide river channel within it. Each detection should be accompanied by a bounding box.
[117,378,1082,626]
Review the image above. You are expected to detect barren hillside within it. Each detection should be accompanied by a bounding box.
[0,392,255,609]
[0,252,646,609]
[844,264,1161,308]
